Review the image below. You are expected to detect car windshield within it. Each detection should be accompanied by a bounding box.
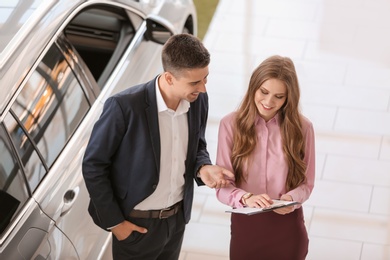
[0,0,46,62]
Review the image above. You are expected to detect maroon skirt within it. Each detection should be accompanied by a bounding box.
[230,207,308,260]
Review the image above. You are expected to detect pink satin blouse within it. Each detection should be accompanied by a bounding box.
[216,112,315,209]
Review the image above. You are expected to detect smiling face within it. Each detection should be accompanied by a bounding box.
[254,78,287,121]
[160,66,209,110]
[171,67,209,103]
[160,34,210,107]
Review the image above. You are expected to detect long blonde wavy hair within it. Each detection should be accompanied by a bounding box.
[232,55,307,191]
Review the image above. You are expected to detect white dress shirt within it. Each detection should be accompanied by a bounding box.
[134,77,189,210]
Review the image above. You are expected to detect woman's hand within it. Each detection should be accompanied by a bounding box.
[244,193,273,208]
[273,194,295,215]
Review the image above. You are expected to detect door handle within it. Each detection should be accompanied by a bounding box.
[60,187,79,217]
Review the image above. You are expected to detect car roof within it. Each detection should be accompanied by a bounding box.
[0,1,41,55]
[0,0,145,116]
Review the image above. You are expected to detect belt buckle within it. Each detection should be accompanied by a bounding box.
[158,207,172,219]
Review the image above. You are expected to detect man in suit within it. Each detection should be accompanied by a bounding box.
[82,33,234,259]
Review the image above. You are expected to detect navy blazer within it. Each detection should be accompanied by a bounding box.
[82,77,211,230]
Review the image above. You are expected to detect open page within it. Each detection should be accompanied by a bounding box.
[225,200,300,215]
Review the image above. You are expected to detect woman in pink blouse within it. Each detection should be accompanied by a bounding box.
[216,55,315,260]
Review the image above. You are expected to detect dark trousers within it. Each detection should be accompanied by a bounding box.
[112,207,185,260]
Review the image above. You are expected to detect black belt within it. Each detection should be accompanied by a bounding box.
[129,201,182,219]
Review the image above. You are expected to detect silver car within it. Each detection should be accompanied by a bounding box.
[0,0,197,259]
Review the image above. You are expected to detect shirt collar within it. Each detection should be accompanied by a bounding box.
[155,76,190,115]
[255,112,280,125]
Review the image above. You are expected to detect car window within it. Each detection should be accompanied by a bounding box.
[65,5,136,89]
[4,113,46,192]
[4,44,90,186]
[0,124,29,235]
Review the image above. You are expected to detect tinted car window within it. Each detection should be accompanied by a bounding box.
[0,125,29,235]
[5,44,90,176]
[65,5,135,88]
[4,113,45,192]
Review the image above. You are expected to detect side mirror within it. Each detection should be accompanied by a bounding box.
[144,14,175,44]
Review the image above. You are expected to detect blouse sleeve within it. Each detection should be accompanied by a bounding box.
[215,113,247,208]
[286,118,316,203]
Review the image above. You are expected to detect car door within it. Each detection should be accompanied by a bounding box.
[2,39,112,260]
[0,123,78,259]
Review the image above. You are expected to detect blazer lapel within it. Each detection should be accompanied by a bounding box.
[145,78,160,174]
[187,101,198,161]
